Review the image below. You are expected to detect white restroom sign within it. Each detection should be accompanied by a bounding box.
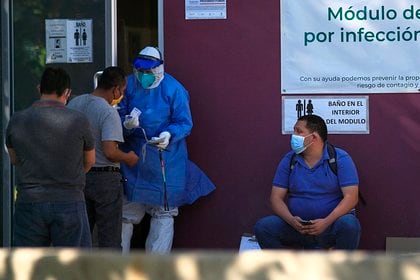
[282,96,369,134]
[46,19,93,64]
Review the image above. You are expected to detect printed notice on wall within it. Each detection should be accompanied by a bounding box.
[281,0,420,94]
[282,96,369,134]
[185,0,227,20]
[46,19,93,64]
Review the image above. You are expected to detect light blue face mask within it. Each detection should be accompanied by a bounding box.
[136,72,156,89]
[290,134,313,154]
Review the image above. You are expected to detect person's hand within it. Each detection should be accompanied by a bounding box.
[151,131,171,149]
[123,115,139,129]
[304,218,329,236]
[291,216,309,234]
[125,151,139,167]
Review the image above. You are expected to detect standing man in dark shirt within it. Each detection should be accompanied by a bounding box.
[6,67,95,247]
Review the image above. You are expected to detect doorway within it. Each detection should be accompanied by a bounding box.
[117,0,159,74]
[1,0,161,247]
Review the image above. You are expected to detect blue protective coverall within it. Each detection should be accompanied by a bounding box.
[118,73,215,207]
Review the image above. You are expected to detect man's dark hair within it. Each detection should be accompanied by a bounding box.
[39,67,71,96]
[298,114,328,142]
[97,66,126,90]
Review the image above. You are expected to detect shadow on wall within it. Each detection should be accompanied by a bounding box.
[1,249,419,280]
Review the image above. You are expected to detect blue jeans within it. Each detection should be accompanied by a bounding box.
[13,201,92,248]
[254,214,361,250]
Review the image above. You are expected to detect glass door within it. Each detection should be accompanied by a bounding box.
[1,0,161,247]
[2,0,112,247]
[13,0,112,111]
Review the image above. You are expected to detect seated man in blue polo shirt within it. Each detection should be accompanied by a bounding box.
[254,114,361,250]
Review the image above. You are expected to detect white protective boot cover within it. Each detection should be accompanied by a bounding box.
[145,216,174,254]
[121,222,134,254]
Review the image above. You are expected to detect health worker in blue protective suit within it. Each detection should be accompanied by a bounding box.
[118,46,215,254]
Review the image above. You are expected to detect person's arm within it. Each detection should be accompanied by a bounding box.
[5,120,19,165]
[7,148,20,165]
[306,185,358,236]
[83,149,95,173]
[324,185,358,225]
[117,76,139,137]
[102,141,139,167]
[303,148,360,236]
[164,87,193,142]
[270,186,305,231]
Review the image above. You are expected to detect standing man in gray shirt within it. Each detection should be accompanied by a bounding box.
[68,66,139,249]
[6,67,95,247]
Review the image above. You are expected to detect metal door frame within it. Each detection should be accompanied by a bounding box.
[106,0,164,66]
[1,0,13,247]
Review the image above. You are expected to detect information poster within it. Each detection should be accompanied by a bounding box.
[282,96,369,134]
[46,19,93,64]
[281,0,420,93]
[185,0,227,20]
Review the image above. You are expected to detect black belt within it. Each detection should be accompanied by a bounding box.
[90,166,120,172]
